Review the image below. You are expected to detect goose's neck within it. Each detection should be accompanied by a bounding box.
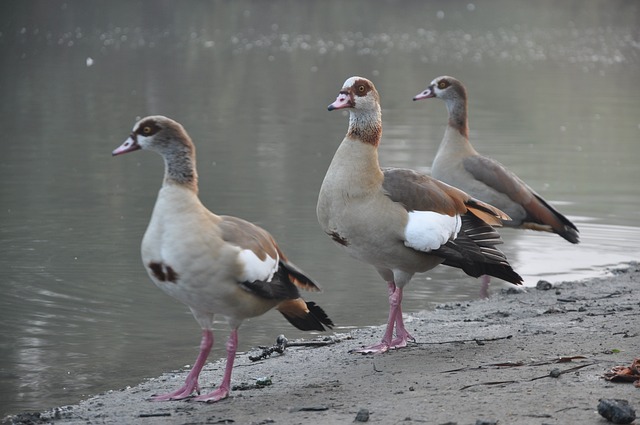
[347,107,382,147]
[327,108,384,193]
[446,96,469,139]
[163,148,198,193]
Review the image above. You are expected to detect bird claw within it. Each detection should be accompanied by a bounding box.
[389,338,409,349]
[354,332,415,354]
[391,332,415,349]
[353,342,390,355]
[151,382,200,401]
[193,388,229,403]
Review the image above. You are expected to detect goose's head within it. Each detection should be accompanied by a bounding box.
[112,115,192,157]
[413,76,466,103]
[328,76,380,113]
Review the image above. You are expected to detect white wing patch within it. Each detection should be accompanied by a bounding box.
[237,249,279,283]
[404,211,461,252]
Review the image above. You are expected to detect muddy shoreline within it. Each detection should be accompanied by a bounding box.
[5,263,639,425]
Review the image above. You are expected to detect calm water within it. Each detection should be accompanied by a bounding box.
[1,0,639,417]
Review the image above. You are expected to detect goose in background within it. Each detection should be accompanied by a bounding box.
[413,76,579,295]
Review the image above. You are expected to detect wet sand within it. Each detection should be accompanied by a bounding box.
[5,263,639,425]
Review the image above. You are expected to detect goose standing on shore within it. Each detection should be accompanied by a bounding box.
[413,76,579,294]
[317,77,522,354]
[112,116,333,402]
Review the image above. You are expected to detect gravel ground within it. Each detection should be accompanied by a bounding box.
[5,263,639,425]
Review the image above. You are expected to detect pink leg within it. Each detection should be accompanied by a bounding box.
[152,329,213,401]
[479,275,491,299]
[356,282,412,354]
[390,291,415,349]
[193,328,238,402]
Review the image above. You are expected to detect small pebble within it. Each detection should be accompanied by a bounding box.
[549,368,562,378]
[355,408,370,422]
[502,287,522,295]
[290,405,329,412]
[597,398,636,424]
[255,377,272,387]
[536,280,553,290]
[475,420,498,425]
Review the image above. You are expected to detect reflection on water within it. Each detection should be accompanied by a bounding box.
[1,0,639,418]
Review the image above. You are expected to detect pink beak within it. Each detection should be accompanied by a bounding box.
[328,91,352,111]
[413,86,435,101]
[112,135,141,156]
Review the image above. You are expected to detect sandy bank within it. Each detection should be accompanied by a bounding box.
[6,264,639,425]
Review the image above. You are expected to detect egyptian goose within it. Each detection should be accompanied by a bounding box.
[112,116,333,402]
[413,76,579,294]
[317,77,522,354]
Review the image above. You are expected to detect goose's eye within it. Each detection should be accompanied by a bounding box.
[142,126,152,135]
[437,80,448,90]
[357,85,366,93]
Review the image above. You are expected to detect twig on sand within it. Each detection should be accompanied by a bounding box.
[457,358,597,390]
[443,355,588,373]
[248,334,348,362]
[460,380,519,390]
[529,363,597,381]
[417,334,513,346]
[139,412,172,418]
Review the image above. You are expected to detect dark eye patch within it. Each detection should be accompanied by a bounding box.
[437,79,451,90]
[136,120,160,136]
[353,79,371,97]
